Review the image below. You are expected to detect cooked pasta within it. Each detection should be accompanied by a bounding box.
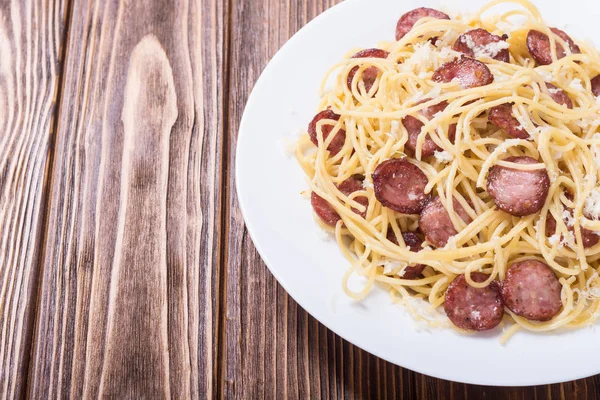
[295,0,600,341]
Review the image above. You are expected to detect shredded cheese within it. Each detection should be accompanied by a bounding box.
[434,150,453,163]
[459,34,510,59]
[569,78,585,91]
[584,188,600,220]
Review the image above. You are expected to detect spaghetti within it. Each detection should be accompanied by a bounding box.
[295,0,600,341]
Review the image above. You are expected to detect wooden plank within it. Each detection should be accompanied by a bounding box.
[222,0,600,399]
[27,0,226,398]
[0,1,68,398]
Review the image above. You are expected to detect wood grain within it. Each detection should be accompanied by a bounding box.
[0,0,596,398]
[28,0,224,398]
[221,0,600,399]
[0,1,67,398]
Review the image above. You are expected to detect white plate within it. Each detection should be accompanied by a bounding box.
[236,0,600,386]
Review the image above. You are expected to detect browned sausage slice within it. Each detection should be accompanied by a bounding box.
[432,56,494,89]
[501,260,562,321]
[488,104,529,139]
[419,197,473,248]
[526,28,581,66]
[591,75,600,97]
[386,230,426,279]
[444,273,504,331]
[546,212,599,248]
[308,110,346,155]
[546,83,573,109]
[403,100,457,157]
[395,7,450,41]
[487,156,550,216]
[347,49,390,93]
[453,28,510,62]
[311,176,368,226]
[386,231,426,278]
[311,192,340,226]
[373,159,430,214]
[338,175,369,218]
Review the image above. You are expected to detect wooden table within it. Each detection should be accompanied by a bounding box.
[1,0,598,398]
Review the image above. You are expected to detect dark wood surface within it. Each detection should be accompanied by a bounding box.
[0,0,598,398]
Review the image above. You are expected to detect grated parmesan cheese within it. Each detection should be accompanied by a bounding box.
[569,78,585,91]
[470,310,482,321]
[400,43,461,78]
[408,90,426,103]
[434,150,453,163]
[424,85,442,99]
[514,111,551,140]
[401,297,449,330]
[563,209,576,227]
[408,191,420,201]
[315,226,333,242]
[548,233,562,247]
[390,120,401,140]
[280,129,303,157]
[547,87,562,94]
[458,34,510,59]
[575,272,600,300]
[535,69,554,82]
[495,138,523,154]
[561,231,575,247]
[585,273,600,299]
[363,178,374,189]
[584,188,600,220]
[437,46,461,61]
[444,236,457,249]
[382,260,408,276]
[401,43,435,73]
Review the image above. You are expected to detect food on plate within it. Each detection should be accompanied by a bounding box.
[295,0,600,341]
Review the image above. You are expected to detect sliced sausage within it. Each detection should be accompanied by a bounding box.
[419,197,473,248]
[487,156,550,216]
[386,230,426,279]
[395,7,450,41]
[403,100,457,157]
[308,110,346,155]
[311,192,340,226]
[546,212,599,248]
[546,83,573,109]
[444,273,504,331]
[338,175,369,218]
[501,259,562,321]
[347,49,390,93]
[488,104,529,139]
[545,212,557,237]
[526,28,581,66]
[432,56,494,89]
[373,159,430,214]
[452,28,510,62]
[578,227,599,248]
[311,176,368,226]
[591,75,600,97]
